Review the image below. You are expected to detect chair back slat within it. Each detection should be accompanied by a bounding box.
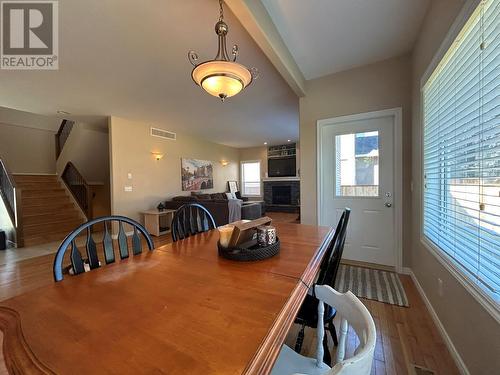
[171,203,216,242]
[70,240,85,275]
[118,221,129,259]
[314,285,376,374]
[132,227,142,255]
[86,228,100,270]
[103,221,115,264]
[53,216,154,281]
[320,208,351,288]
[200,210,209,232]
[316,212,345,285]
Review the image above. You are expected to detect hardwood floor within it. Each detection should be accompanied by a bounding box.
[0,227,459,374]
[267,211,300,223]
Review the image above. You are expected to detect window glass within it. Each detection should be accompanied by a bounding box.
[335,131,379,197]
[241,161,261,196]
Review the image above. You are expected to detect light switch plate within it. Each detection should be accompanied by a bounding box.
[124,186,133,192]
[127,173,133,180]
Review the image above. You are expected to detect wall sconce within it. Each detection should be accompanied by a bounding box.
[220,160,229,167]
[151,152,164,161]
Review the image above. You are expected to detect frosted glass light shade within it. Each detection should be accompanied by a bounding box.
[192,60,252,99]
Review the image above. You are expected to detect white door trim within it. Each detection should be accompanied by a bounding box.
[317,107,403,272]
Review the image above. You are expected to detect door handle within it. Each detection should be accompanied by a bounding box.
[385,202,392,208]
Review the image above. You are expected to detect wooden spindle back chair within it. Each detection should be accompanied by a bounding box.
[53,215,154,282]
[171,203,216,242]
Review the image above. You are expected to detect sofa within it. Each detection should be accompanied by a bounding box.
[163,192,263,226]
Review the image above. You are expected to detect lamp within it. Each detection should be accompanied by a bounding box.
[188,0,258,102]
[220,160,229,167]
[151,152,164,161]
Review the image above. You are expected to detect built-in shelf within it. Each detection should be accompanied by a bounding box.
[268,143,296,158]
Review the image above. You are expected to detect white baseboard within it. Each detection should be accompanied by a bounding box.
[407,269,470,375]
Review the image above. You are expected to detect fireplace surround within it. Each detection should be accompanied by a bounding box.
[264,180,300,213]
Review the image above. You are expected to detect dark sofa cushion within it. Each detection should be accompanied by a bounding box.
[172,196,197,202]
[211,193,227,200]
[195,194,211,200]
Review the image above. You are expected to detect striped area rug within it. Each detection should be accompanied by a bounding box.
[334,264,409,307]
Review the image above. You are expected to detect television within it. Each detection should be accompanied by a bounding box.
[268,157,296,177]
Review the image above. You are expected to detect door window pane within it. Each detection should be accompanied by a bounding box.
[335,131,379,197]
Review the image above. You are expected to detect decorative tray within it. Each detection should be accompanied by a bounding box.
[217,237,280,262]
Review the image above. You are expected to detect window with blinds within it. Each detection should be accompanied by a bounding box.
[423,0,499,304]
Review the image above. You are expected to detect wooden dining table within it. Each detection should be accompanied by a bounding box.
[0,222,333,375]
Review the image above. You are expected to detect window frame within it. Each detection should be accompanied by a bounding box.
[419,0,500,322]
[240,160,262,197]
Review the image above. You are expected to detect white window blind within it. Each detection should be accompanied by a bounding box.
[241,161,261,196]
[423,0,500,303]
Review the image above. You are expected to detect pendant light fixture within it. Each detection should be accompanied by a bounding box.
[188,0,258,102]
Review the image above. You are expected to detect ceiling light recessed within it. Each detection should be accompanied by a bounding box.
[287,139,291,142]
[264,142,268,145]
[188,0,258,102]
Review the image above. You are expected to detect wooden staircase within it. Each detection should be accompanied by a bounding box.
[14,175,85,247]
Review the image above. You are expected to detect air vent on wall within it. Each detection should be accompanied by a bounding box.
[150,127,176,141]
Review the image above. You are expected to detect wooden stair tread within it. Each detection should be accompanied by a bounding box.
[22,191,68,199]
[13,175,58,183]
[23,232,81,247]
[24,222,84,237]
[13,175,85,247]
[22,200,75,208]
[24,217,84,230]
[23,211,81,222]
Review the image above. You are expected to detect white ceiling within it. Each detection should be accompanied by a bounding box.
[262,0,430,80]
[0,0,298,148]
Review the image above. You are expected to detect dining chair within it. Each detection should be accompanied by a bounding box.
[171,203,217,242]
[53,215,154,282]
[295,208,351,365]
[271,285,376,375]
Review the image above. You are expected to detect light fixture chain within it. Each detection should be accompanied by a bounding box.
[219,0,224,21]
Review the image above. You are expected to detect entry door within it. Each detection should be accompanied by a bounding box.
[318,112,396,267]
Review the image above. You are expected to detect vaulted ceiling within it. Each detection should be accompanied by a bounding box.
[261,0,430,79]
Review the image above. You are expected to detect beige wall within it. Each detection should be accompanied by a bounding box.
[411,0,500,373]
[56,123,110,184]
[0,123,56,174]
[109,116,240,222]
[299,54,412,265]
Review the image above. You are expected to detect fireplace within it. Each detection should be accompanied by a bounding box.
[264,180,299,212]
[272,186,292,205]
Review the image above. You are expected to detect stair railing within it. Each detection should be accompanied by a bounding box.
[0,159,24,247]
[61,162,92,219]
[55,120,75,159]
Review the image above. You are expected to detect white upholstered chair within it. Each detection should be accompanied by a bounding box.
[271,285,376,375]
